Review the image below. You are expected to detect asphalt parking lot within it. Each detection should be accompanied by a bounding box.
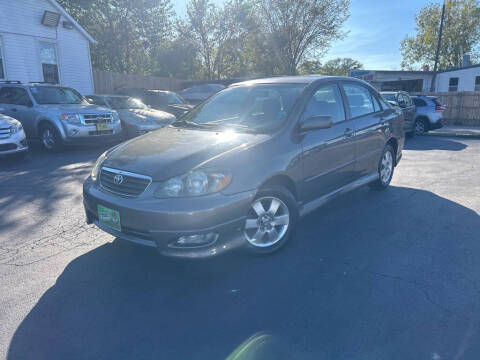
[1,136,479,360]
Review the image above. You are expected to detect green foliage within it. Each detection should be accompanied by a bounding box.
[401,0,480,70]
[58,0,351,79]
[299,58,363,76]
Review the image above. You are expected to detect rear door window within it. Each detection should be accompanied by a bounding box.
[342,83,374,118]
[0,87,32,105]
[413,98,427,107]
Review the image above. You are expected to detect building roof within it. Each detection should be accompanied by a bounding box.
[47,0,97,44]
[439,63,480,73]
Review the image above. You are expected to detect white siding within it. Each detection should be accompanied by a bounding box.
[0,0,94,94]
[436,67,480,92]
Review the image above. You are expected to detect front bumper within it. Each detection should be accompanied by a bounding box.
[0,130,28,155]
[83,178,255,258]
[61,121,123,144]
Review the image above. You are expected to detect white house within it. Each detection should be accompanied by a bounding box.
[0,0,96,94]
[435,65,480,92]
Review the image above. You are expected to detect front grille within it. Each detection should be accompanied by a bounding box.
[100,167,151,197]
[82,113,114,124]
[0,143,17,151]
[0,127,11,139]
[88,130,114,136]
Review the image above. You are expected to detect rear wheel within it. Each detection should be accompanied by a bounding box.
[414,118,428,135]
[40,123,63,152]
[369,145,395,190]
[244,186,298,254]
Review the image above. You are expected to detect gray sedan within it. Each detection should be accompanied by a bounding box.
[86,95,176,138]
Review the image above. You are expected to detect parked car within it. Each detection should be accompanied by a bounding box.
[83,75,404,258]
[115,88,193,118]
[179,83,226,105]
[0,113,28,159]
[411,96,445,134]
[0,82,122,151]
[381,91,416,136]
[85,95,175,138]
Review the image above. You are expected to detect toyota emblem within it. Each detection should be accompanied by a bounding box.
[113,174,124,185]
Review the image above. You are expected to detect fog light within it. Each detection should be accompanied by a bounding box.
[170,232,218,248]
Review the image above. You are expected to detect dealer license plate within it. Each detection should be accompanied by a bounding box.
[96,123,109,131]
[98,204,121,231]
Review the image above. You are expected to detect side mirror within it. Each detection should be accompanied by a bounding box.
[398,101,407,108]
[300,115,333,131]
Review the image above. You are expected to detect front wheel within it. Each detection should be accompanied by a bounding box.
[40,123,63,152]
[244,186,298,254]
[369,145,395,190]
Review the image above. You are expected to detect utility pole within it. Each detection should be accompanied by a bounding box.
[430,1,446,92]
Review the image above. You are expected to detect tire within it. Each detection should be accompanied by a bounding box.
[369,144,395,190]
[40,123,63,152]
[243,185,298,254]
[414,118,428,135]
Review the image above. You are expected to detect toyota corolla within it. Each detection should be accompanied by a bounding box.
[83,76,404,258]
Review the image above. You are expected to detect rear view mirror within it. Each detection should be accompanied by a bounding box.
[300,115,333,131]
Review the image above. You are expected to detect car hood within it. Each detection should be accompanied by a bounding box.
[103,126,268,181]
[116,108,175,124]
[37,104,112,114]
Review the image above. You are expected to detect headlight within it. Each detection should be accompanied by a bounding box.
[91,151,107,181]
[155,170,232,198]
[61,114,81,124]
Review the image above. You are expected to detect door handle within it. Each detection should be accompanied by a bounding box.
[344,128,354,138]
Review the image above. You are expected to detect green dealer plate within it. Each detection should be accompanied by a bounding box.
[98,204,121,231]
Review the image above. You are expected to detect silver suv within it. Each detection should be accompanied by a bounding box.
[411,96,445,134]
[0,82,122,151]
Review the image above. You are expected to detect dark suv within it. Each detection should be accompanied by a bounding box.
[381,91,416,136]
[84,76,404,258]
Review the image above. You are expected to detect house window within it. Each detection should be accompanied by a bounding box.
[448,77,459,92]
[0,38,5,79]
[39,43,59,83]
[475,76,480,92]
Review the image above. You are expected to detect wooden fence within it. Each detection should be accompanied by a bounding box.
[93,70,184,94]
[415,92,480,126]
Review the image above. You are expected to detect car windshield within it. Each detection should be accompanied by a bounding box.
[30,86,86,104]
[164,93,185,105]
[176,83,306,133]
[107,97,147,109]
[382,93,397,101]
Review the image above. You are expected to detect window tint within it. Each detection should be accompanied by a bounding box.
[0,87,32,105]
[303,84,345,124]
[371,93,381,112]
[448,77,458,92]
[343,83,374,118]
[475,76,480,91]
[413,98,427,107]
[40,43,59,84]
[397,94,407,106]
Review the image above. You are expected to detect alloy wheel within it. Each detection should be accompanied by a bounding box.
[414,120,426,135]
[42,128,55,149]
[244,197,290,248]
[380,150,393,184]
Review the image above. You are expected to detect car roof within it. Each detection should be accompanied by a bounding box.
[229,75,370,87]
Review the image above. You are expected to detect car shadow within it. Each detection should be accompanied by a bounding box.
[405,136,467,151]
[7,186,480,360]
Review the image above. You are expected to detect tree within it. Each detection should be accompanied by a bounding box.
[318,57,363,76]
[178,0,254,79]
[58,0,174,74]
[255,0,350,75]
[401,0,480,70]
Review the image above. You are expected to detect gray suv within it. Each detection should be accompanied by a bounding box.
[411,96,445,134]
[83,76,404,258]
[0,82,122,151]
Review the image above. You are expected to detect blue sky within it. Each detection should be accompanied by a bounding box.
[172,0,438,70]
